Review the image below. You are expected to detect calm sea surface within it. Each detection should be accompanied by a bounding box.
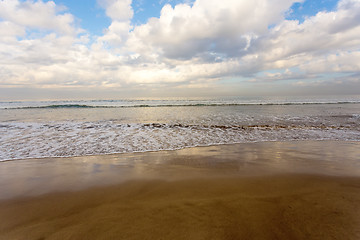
[0,96,359,161]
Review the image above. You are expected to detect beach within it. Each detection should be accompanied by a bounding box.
[1,141,360,239]
[1,0,360,237]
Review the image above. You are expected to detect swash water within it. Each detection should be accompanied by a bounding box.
[1,96,359,161]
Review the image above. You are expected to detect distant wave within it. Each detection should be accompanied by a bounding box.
[22,104,98,109]
[2,101,360,109]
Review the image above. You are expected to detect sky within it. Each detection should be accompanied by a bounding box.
[0,0,359,100]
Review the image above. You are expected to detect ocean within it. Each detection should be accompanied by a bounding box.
[0,95,359,161]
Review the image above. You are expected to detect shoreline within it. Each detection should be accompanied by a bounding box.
[1,141,360,239]
[1,141,360,200]
[1,139,359,163]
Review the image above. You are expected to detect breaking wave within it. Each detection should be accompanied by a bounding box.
[3,101,360,109]
[1,121,359,161]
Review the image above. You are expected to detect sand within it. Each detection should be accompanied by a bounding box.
[0,141,360,239]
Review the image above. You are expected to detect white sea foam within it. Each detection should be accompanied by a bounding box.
[1,120,359,161]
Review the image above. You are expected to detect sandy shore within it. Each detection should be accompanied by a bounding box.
[1,175,360,240]
[0,141,360,239]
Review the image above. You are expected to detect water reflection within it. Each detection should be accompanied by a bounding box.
[0,141,359,200]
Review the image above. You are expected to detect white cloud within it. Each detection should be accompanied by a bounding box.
[126,0,297,60]
[258,1,360,63]
[0,0,78,36]
[300,52,360,74]
[0,21,25,41]
[96,21,133,47]
[98,0,133,21]
[95,0,134,48]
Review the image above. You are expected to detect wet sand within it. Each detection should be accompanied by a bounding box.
[0,141,360,239]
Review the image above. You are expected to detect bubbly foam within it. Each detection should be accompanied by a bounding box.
[1,121,359,161]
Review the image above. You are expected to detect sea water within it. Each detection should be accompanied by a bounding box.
[0,96,359,161]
